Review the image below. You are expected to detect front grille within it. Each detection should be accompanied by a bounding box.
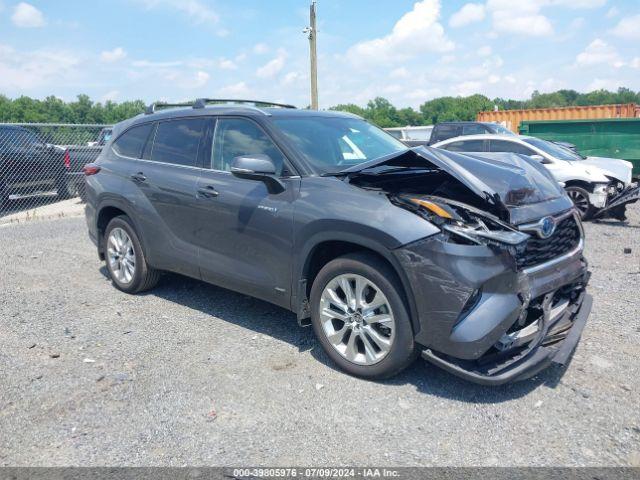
[517,215,581,269]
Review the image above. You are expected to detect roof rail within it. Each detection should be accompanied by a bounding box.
[145,102,195,115]
[145,99,297,115]
[192,98,297,109]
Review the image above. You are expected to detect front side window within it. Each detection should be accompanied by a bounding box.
[212,118,286,174]
[443,139,485,152]
[151,118,206,167]
[489,140,535,156]
[113,123,154,159]
[273,117,407,174]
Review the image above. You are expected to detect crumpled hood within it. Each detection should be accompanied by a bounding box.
[577,156,633,185]
[343,146,574,224]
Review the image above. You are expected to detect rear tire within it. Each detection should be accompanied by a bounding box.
[56,178,77,200]
[104,215,161,294]
[310,252,418,379]
[0,179,8,210]
[565,186,594,220]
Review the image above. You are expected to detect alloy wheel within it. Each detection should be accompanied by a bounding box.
[107,227,136,284]
[319,274,396,365]
[566,189,590,216]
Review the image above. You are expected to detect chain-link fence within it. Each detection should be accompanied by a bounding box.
[0,123,112,217]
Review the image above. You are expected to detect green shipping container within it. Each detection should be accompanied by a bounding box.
[519,118,640,177]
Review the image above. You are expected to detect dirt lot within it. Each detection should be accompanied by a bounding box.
[0,205,639,467]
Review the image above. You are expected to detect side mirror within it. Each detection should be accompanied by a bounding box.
[529,154,547,164]
[230,154,284,193]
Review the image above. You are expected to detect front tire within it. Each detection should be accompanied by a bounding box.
[310,252,418,379]
[104,215,161,293]
[565,186,593,220]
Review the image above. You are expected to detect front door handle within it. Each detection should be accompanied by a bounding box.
[197,185,219,198]
[130,172,146,183]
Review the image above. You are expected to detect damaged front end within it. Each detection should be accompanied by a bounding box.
[345,147,592,384]
[593,180,640,221]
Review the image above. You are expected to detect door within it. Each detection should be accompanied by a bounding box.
[195,117,298,307]
[116,118,209,277]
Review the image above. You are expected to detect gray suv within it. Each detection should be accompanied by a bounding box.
[83,99,592,385]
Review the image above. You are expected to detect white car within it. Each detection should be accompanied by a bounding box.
[385,126,433,146]
[432,134,637,220]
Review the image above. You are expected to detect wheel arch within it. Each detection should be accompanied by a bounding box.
[293,234,420,335]
[564,179,594,192]
[95,198,146,261]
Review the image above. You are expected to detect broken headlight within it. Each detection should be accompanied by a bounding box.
[405,197,530,250]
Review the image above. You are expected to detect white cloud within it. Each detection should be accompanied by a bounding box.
[346,0,454,65]
[488,74,500,84]
[605,7,619,18]
[218,58,237,70]
[132,59,182,68]
[165,69,210,89]
[549,0,606,7]
[449,3,485,28]
[487,0,553,36]
[576,39,622,67]
[390,67,410,78]
[588,78,623,91]
[0,44,79,90]
[218,81,251,97]
[11,2,45,28]
[610,15,640,40]
[101,90,120,102]
[100,47,127,63]
[477,45,492,57]
[631,58,640,69]
[256,49,287,78]
[253,43,270,55]
[136,0,218,24]
[283,71,304,85]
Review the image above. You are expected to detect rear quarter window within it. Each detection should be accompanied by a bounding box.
[112,123,154,159]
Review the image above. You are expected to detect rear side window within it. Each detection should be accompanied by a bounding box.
[112,123,153,159]
[461,124,488,135]
[432,125,461,143]
[443,140,485,152]
[489,140,534,155]
[151,118,206,167]
[212,118,286,174]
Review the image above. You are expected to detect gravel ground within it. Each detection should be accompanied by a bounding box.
[0,205,639,467]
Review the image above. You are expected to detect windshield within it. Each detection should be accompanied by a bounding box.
[405,128,432,141]
[490,124,516,136]
[273,117,408,174]
[523,137,582,161]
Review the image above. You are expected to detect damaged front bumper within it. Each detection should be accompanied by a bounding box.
[594,183,640,219]
[395,223,591,385]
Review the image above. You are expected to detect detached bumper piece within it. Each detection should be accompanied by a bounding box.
[422,283,592,385]
[594,183,640,220]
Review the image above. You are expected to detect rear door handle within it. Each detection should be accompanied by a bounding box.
[197,185,219,198]
[130,172,146,182]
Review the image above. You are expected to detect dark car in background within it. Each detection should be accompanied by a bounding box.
[83,99,592,385]
[428,121,515,145]
[0,125,72,208]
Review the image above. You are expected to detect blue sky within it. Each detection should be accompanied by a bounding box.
[1,0,639,108]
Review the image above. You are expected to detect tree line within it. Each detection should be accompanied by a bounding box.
[1,88,640,126]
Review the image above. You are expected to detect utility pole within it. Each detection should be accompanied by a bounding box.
[304,0,319,110]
